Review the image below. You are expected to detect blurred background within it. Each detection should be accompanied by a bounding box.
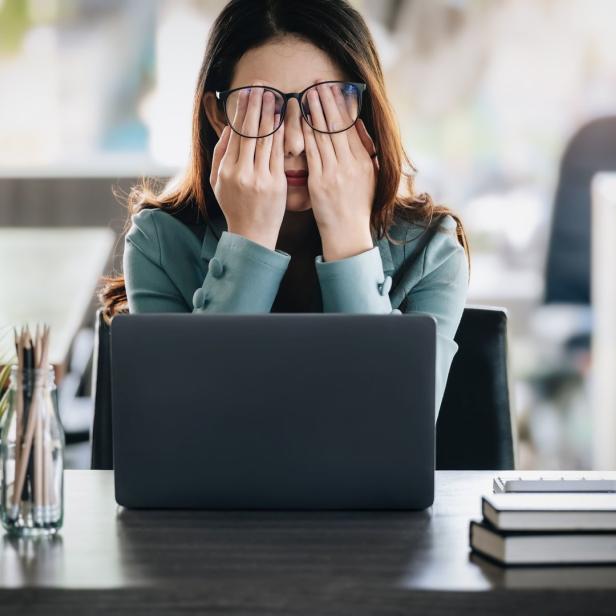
[1,0,616,470]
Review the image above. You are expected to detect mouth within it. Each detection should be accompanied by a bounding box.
[285,170,308,186]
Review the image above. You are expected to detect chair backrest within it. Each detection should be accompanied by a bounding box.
[91,305,515,471]
[544,115,616,304]
[91,307,114,469]
[436,305,515,470]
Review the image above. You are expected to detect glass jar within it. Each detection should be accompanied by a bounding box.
[1,365,64,536]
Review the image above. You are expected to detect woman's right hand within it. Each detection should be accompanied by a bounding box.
[209,87,287,251]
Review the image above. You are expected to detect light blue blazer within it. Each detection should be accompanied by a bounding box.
[123,207,469,416]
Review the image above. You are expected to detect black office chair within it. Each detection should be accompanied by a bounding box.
[90,307,116,470]
[436,305,515,470]
[91,305,515,470]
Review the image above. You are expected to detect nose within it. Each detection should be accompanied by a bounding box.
[283,98,305,158]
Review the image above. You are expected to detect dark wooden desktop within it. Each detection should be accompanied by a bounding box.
[1,471,614,615]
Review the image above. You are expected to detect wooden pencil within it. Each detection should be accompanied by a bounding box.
[34,324,41,367]
[8,327,20,518]
[9,328,32,516]
[22,328,34,503]
[13,328,24,486]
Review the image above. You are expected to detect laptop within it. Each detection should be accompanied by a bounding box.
[110,313,436,510]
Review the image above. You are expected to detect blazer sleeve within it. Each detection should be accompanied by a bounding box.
[403,218,469,418]
[124,209,291,314]
[314,246,395,313]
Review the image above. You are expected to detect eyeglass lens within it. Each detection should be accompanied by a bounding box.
[224,82,361,138]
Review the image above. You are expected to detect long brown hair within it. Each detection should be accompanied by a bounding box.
[99,0,469,322]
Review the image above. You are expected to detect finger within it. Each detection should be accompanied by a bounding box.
[270,113,284,176]
[336,84,359,124]
[302,114,322,176]
[210,124,232,186]
[306,87,336,169]
[332,84,364,155]
[355,119,380,171]
[354,118,377,158]
[318,82,352,160]
[332,92,377,170]
[345,118,379,171]
[225,88,249,165]
[255,90,276,174]
[331,84,356,129]
[345,122,366,157]
[238,86,264,167]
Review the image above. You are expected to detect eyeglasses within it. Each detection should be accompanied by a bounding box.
[215,80,367,138]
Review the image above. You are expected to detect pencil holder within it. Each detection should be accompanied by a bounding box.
[1,365,64,536]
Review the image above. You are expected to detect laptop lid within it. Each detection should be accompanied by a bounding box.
[110,313,436,510]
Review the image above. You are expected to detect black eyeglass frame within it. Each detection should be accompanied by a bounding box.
[215,80,367,138]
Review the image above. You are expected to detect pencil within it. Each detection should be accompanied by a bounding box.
[9,389,37,519]
[9,327,29,517]
[22,328,34,503]
[13,329,24,488]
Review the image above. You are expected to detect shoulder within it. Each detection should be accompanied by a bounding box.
[388,213,468,289]
[422,215,467,283]
[125,207,202,265]
[124,208,161,264]
[127,206,197,237]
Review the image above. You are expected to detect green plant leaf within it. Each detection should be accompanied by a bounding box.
[0,324,16,420]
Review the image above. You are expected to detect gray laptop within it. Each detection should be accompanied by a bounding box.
[110,313,436,510]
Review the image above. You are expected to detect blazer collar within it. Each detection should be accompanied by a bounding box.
[201,211,395,276]
[374,232,395,276]
[201,210,227,262]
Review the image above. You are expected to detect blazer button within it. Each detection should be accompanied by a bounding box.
[192,288,204,308]
[209,257,225,278]
[379,275,392,296]
[390,308,402,314]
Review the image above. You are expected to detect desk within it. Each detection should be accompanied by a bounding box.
[0,228,115,381]
[0,471,614,614]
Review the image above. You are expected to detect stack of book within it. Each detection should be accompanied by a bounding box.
[469,493,616,565]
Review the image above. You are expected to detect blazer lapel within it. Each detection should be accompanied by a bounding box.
[201,211,227,263]
[375,234,395,276]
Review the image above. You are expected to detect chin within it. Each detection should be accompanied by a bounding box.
[285,197,312,212]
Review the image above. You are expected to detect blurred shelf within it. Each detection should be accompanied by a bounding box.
[0,155,178,179]
[0,227,115,380]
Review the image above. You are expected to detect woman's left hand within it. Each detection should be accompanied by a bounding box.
[302,83,379,261]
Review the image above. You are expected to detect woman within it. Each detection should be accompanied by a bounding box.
[99,0,469,415]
